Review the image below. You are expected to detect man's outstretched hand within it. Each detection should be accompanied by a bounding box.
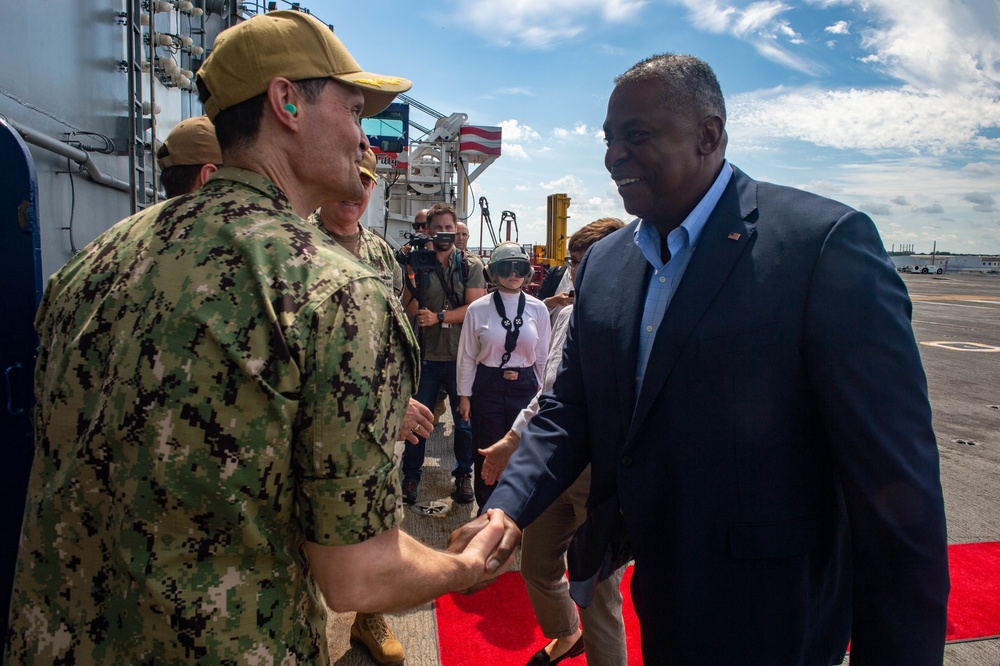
[448,509,522,593]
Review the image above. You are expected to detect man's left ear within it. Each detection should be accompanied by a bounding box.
[196,163,219,189]
[700,116,725,155]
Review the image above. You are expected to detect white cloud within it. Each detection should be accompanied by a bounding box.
[598,43,625,55]
[803,179,843,196]
[568,194,631,229]
[733,2,788,36]
[498,119,541,142]
[729,85,1000,155]
[668,0,822,74]
[752,41,825,76]
[963,192,997,213]
[554,122,594,140]
[732,157,1000,251]
[867,203,892,215]
[962,162,994,177]
[453,0,645,48]
[781,24,806,45]
[502,144,530,160]
[497,120,540,160]
[495,87,536,97]
[849,0,1000,93]
[540,174,587,195]
[825,20,850,34]
[670,0,1000,91]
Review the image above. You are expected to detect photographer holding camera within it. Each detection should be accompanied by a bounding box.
[400,203,486,506]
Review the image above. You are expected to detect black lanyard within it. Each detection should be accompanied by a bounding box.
[432,264,462,309]
[492,290,526,368]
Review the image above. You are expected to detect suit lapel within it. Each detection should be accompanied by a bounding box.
[609,225,650,440]
[625,169,759,446]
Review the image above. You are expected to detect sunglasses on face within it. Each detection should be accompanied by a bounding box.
[493,260,531,278]
[412,222,428,231]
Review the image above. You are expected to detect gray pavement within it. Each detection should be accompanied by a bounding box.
[904,273,1000,665]
[330,272,1000,665]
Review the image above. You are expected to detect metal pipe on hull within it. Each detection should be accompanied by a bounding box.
[7,117,153,198]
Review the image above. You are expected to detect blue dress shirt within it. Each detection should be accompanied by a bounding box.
[634,162,734,393]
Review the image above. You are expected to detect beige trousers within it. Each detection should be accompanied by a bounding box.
[521,466,628,666]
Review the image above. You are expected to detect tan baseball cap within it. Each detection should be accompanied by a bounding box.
[157,116,223,169]
[359,148,378,182]
[197,10,412,121]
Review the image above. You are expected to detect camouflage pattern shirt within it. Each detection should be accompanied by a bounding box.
[6,168,418,665]
[306,214,403,298]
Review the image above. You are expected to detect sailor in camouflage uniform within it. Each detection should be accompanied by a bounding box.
[5,11,515,665]
[310,147,432,665]
[155,115,223,198]
[310,148,403,297]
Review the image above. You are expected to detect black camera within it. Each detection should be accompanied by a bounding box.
[431,232,455,246]
[403,232,438,271]
[402,232,457,271]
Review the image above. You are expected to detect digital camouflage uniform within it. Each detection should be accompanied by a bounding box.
[306,213,403,297]
[5,168,418,665]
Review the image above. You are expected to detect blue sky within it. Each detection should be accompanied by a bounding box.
[301,0,999,254]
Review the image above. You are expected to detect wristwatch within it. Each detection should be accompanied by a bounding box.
[437,311,446,324]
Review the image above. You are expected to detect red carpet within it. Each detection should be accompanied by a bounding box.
[437,566,643,664]
[946,541,1000,642]
[436,542,1000,663]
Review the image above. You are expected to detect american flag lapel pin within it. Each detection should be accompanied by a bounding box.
[728,232,741,240]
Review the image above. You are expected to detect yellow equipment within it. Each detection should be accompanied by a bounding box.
[545,193,571,267]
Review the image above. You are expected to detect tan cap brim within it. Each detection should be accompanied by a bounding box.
[335,72,411,118]
[198,11,411,121]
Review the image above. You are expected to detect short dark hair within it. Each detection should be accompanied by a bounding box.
[615,54,726,125]
[426,203,457,228]
[200,77,330,153]
[154,143,198,197]
[569,217,625,254]
[158,165,202,198]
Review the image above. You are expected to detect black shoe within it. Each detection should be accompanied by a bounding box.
[525,635,585,665]
[402,480,418,505]
[451,474,474,504]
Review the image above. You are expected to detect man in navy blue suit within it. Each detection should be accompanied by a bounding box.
[457,53,949,664]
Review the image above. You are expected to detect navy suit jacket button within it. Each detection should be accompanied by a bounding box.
[621,455,633,467]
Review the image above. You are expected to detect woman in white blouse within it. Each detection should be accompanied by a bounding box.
[457,242,551,508]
